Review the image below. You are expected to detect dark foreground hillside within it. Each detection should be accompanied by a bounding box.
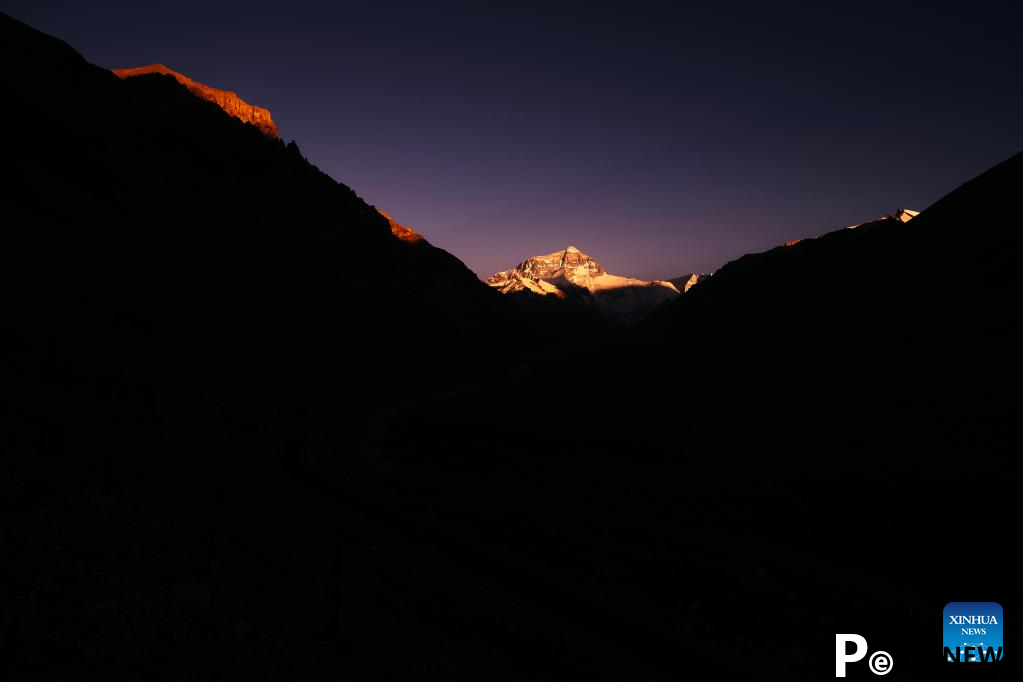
[349,152,1022,679]
[2,12,1019,681]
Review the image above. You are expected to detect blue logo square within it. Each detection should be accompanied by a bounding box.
[944,602,1003,662]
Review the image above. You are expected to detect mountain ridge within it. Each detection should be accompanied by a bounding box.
[112,63,280,139]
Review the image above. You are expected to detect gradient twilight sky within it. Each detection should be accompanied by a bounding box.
[5,0,1022,279]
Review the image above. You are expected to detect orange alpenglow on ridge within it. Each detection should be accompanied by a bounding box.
[111,64,280,139]
[377,210,426,244]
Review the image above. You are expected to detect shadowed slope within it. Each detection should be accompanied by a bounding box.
[0,9,513,464]
[0,12,530,678]
[645,162,1022,347]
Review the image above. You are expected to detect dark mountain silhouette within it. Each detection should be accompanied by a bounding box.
[643,183,1020,342]
[2,11,1021,681]
[351,152,1022,678]
[640,161,1022,453]
[1,11,513,442]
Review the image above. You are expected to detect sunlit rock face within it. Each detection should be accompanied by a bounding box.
[111,64,280,139]
[377,210,426,244]
[486,245,706,325]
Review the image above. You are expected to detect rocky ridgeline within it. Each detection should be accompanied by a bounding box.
[112,64,280,139]
[377,210,426,244]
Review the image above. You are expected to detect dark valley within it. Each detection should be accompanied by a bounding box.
[1,8,1020,682]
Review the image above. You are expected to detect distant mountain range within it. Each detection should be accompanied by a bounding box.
[486,245,708,325]
[100,55,934,335]
[483,208,919,325]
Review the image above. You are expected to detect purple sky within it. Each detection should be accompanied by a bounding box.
[6,0,1022,280]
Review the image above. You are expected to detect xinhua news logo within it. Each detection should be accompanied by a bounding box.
[944,602,1003,663]
[836,635,892,676]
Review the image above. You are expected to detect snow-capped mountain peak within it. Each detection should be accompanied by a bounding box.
[486,246,706,325]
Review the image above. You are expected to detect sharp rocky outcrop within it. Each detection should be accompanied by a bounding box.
[378,209,426,244]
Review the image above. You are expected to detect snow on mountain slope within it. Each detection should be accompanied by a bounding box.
[845,208,920,229]
[667,273,709,293]
[486,245,705,325]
